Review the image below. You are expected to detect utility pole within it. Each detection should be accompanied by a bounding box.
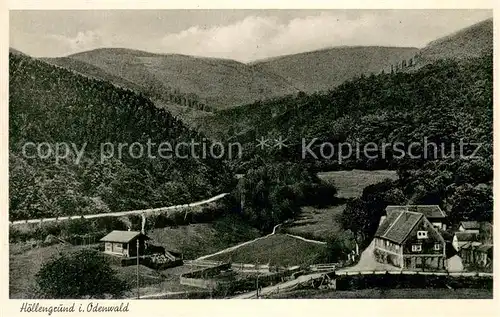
[136,239,140,299]
[255,260,260,299]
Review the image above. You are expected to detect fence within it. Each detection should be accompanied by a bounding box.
[231,263,271,273]
[309,263,337,272]
[180,262,232,289]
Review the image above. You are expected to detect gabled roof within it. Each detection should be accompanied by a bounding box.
[454,232,479,242]
[460,221,480,230]
[386,205,446,219]
[375,210,423,244]
[100,230,150,243]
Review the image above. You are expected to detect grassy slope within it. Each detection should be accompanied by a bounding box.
[148,216,261,260]
[207,234,326,267]
[9,242,203,299]
[252,46,418,92]
[67,48,298,109]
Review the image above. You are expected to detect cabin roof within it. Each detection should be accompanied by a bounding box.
[375,210,423,244]
[386,205,446,219]
[454,232,479,242]
[460,221,480,230]
[100,230,150,243]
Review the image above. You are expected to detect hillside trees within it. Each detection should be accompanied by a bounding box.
[239,162,338,232]
[9,53,235,220]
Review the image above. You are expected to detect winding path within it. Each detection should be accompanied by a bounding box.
[10,193,229,226]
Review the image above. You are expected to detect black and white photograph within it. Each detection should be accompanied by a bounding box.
[6,6,495,306]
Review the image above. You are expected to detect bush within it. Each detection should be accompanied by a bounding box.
[36,249,130,298]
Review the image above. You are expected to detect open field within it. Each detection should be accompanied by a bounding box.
[206,234,326,267]
[268,288,493,299]
[317,169,398,199]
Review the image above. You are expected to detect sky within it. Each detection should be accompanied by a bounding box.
[10,9,493,62]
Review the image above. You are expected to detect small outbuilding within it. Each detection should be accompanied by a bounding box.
[458,221,480,234]
[100,230,150,257]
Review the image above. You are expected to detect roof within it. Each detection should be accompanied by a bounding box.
[386,205,446,219]
[454,232,479,242]
[375,210,423,244]
[100,230,150,243]
[461,242,482,249]
[460,221,480,230]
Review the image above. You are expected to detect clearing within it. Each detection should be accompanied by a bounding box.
[286,170,398,240]
[317,169,398,198]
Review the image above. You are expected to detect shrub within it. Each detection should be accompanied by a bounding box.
[36,249,129,298]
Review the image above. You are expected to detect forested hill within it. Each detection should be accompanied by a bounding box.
[251,46,418,93]
[209,52,492,171]
[60,48,298,110]
[9,52,235,221]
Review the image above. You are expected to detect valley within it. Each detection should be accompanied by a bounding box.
[8,15,493,300]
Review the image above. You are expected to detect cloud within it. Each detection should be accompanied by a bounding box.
[158,12,416,62]
[157,10,492,62]
[48,30,107,54]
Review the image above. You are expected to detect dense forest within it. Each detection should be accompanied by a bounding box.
[9,53,235,221]
[204,51,493,239]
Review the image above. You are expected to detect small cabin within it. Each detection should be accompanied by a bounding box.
[452,232,479,251]
[100,230,150,257]
[458,221,480,234]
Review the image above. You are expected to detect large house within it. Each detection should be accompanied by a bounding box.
[100,230,150,257]
[374,208,446,270]
[385,205,447,230]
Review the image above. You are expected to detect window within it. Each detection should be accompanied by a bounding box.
[434,243,441,251]
[412,244,422,252]
[417,231,428,239]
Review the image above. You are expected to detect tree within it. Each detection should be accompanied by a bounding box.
[317,230,356,263]
[36,249,129,298]
[341,179,406,247]
[446,183,492,223]
[239,162,337,232]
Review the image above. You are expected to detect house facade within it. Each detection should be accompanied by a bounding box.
[374,209,446,270]
[100,230,150,257]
